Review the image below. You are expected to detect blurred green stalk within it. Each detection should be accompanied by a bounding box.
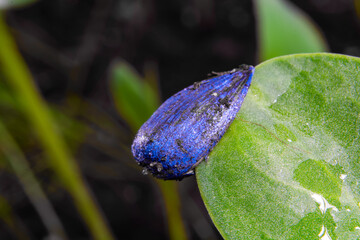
[0,195,30,240]
[110,61,188,240]
[0,120,68,239]
[157,180,188,240]
[0,13,113,240]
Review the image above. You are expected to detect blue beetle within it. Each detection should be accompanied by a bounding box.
[132,65,255,180]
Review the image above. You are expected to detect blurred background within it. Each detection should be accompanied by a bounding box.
[0,0,359,239]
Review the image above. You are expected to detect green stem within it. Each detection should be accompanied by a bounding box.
[0,195,31,240]
[0,13,113,240]
[0,120,68,239]
[156,180,188,240]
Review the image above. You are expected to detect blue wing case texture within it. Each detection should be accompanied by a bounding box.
[132,64,255,180]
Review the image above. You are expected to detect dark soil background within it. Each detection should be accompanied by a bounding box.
[1,0,359,239]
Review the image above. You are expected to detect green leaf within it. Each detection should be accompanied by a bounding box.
[0,0,37,9]
[196,53,360,239]
[109,60,159,132]
[255,0,328,61]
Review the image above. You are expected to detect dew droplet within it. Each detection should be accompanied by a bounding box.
[142,168,149,175]
[157,163,163,172]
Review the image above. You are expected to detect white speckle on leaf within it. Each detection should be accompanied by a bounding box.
[318,225,332,240]
[311,193,338,214]
[340,174,347,180]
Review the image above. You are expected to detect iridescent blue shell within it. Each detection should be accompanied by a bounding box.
[132,65,255,180]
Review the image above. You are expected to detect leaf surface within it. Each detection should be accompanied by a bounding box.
[197,53,360,240]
